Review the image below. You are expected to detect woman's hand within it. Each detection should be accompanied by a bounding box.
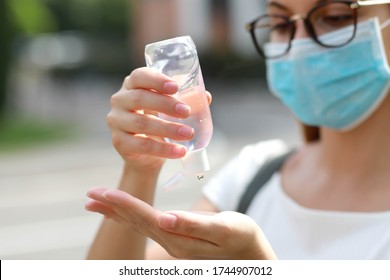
[107,68,195,172]
[86,188,277,260]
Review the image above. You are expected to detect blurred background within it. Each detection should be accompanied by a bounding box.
[0,0,300,259]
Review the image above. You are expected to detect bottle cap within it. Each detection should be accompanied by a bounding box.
[182,148,210,176]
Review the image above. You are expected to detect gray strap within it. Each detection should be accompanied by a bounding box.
[236,149,294,214]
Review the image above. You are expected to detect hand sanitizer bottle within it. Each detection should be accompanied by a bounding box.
[145,36,213,189]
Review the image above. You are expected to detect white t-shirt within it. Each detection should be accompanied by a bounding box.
[202,139,390,259]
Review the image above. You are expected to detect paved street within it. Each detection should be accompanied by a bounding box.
[0,78,300,259]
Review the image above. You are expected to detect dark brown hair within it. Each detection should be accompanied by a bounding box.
[300,124,320,143]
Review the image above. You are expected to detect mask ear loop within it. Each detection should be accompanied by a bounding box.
[381,18,390,29]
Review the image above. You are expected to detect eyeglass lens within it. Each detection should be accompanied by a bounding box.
[252,1,357,58]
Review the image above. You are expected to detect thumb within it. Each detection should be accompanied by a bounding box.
[158,213,178,230]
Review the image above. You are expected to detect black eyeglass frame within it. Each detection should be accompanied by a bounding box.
[246,0,390,59]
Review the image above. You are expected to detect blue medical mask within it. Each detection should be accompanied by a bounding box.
[265,18,390,131]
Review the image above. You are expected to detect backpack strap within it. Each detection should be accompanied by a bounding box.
[236,149,295,214]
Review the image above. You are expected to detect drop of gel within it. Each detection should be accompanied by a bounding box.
[197,175,204,181]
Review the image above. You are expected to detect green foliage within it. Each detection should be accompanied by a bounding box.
[0,118,77,152]
[44,0,129,37]
[7,0,129,37]
[0,0,11,119]
[0,0,131,137]
[7,0,58,35]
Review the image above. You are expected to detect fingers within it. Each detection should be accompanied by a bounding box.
[157,212,231,259]
[86,188,170,247]
[85,188,127,223]
[110,88,191,119]
[206,91,212,105]
[85,189,228,259]
[158,211,255,245]
[85,200,127,223]
[162,234,221,260]
[107,68,214,164]
[108,68,194,162]
[118,68,191,119]
[102,189,155,215]
[108,95,193,159]
[112,131,187,159]
[108,109,194,142]
[122,68,212,108]
[95,190,219,259]
[158,211,272,259]
[85,199,111,214]
[123,67,179,95]
[158,211,221,244]
[102,190,182,251]
[102,189,162,234]
[86,187,109,199]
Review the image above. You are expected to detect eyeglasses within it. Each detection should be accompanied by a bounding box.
[246,0,390,59]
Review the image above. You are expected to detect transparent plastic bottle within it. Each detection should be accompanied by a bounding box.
[145,36,213,188]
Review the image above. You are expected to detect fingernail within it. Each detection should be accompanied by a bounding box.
[85,201,95,211]
[175,103,191,117]
[178,126,194,138]
[163,81,178,93]
[102,190,113,201]
[159,213,177,230]
[172,145,186,157]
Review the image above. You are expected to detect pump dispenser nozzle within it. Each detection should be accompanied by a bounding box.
[182,148,210,177]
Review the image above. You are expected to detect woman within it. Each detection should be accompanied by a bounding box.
[85,0,390,259]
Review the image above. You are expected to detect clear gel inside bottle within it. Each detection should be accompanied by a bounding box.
[145,36,213,189]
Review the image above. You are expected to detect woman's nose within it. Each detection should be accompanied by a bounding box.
[293,19,310,40]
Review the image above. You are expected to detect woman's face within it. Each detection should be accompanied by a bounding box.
[357,4,390,64]
[267,0,390,64]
